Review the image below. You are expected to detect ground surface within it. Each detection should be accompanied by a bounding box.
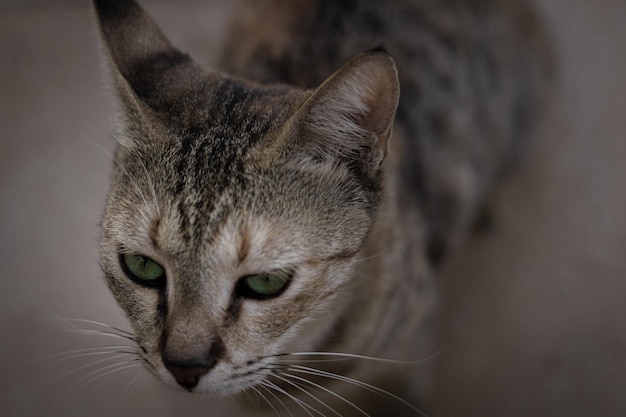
[1,1,625,416]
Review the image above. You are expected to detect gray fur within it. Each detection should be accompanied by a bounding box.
[95,0,551,414]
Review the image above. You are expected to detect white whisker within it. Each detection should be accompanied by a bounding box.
[58,359,142,404]
[114,370,144,416]
[262,379,321,417]
[136,153,161,217]
[275,349,443,365]
[42,346,139,364]
[81,133,156,217]
[241,387,260,412]
[52,352,139,383]
[259,381,294,417]
[283,364,428,417]
[276,358,354,364]
[271,372,342,417]
[63,328,136,343]
[353,247,392,263]
[251,385,282,417]
[48,317,135,337]
[72,361,142,394]
[120,369,144,399]
[276,370,370,417]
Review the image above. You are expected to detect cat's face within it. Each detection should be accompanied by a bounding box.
[95,0,398,394]
[100,126,376,394]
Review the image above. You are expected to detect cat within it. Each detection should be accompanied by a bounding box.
[94,0,551,415]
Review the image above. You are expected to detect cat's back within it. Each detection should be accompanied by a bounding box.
[221,0,551,91]
[221,0,552,178]
[221,0,552,257]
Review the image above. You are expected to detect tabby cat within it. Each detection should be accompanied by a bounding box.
[95,0,551,415]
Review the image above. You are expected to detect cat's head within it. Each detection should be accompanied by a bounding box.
[95,0,398,394]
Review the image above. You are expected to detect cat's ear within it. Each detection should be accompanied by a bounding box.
[93,0,204,118]
[296,49,399,175]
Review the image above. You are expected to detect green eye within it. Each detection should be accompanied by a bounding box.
[120,253,165,286]
[238,270,292,299]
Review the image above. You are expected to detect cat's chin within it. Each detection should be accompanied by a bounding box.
[158,376,257,396]
[151,365,266,396]
[196,377,261,396]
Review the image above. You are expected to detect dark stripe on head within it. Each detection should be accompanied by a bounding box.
[149,217,161,249]
[156,287,168,327]
[224,295,243,327]
[166,79,297,247]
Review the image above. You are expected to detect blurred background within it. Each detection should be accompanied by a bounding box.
[1,0,625,416]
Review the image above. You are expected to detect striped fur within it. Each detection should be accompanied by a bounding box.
[96,0,551,415]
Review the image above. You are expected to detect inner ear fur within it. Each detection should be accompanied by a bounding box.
[295,49,400,173]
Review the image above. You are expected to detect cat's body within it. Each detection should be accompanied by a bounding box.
[95,0,551,415]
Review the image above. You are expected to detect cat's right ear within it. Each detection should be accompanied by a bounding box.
[289,49,400,178]
[93,0,204,127]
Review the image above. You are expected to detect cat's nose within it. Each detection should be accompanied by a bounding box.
[161,330,225,390]
[163,357,215,390]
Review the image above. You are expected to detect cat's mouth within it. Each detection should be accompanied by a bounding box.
[140,350,275,395]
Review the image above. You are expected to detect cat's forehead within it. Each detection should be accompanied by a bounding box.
[149,77,302,148]
[114,78,305,234]
[113,157,368,268]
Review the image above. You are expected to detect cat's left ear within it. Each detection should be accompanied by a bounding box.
[296,49,400,175]
[93,0,205,124]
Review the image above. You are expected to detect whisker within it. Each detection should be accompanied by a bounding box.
[232,359,273,379]
[114,370,145,416]
[81,133,156,218]
[40,345,137,358]
[48,317,135,337]
[353,247,392,263]
[119,369,144,400]
[276,358,355,364]
[42,346,139,365]
[262,379,321,417]
[39,308,135,339]
[273,349,444,365]
[52,352,139,383]
[270,372,342,417]
[240,387,260,412]
[63,328,136,343]
[281,364,428,417]
[58,359,142,404]
[275,369,370,417]
[135,152,161,217]
[259,381,294,417]
[251,385,282,417]
[71,361,142,395]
